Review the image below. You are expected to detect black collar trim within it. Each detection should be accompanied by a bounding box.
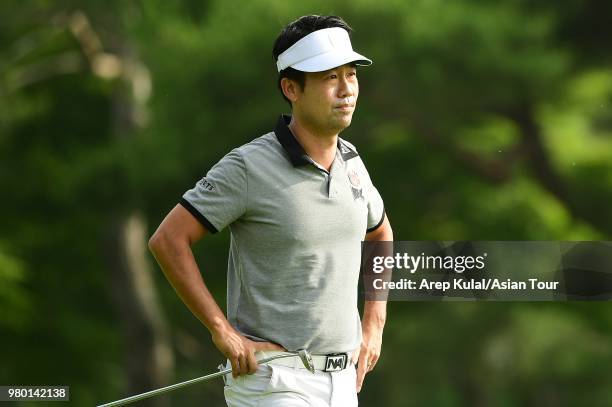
[274,114,359,167]
[274,114,310,166]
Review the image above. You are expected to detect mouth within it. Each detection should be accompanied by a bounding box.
[334,104,354,111]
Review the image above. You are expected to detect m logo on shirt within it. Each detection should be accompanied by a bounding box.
[198,178,215,191]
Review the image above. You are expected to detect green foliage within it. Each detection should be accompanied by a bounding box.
[0,245,32,332]
[1,0,612,405]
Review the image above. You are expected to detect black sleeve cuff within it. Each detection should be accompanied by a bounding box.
[366,209,386,234]
[179,198,219,234]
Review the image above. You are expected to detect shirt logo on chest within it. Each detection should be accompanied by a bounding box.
[348,169,364,202]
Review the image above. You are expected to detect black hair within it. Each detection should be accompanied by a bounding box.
[272,15,353,107]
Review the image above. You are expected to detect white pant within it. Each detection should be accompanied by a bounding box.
[222,356,358,406]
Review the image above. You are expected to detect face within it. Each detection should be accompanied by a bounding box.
[288,64,359,136]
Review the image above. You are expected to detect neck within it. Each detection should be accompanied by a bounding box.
[288,115,337,171]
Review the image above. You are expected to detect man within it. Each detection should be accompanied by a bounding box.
[148,15,392,406]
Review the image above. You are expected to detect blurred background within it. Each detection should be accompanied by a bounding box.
[1,0,612,406]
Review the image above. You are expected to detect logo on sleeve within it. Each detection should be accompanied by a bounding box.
[348,170,364,202]
[198,178,215,191]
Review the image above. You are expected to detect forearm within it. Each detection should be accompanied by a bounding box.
[363,213,392,331]
[149,232,230,336]
[362,300,386,330]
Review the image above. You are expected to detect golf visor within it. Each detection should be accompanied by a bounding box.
[276,27,372,72]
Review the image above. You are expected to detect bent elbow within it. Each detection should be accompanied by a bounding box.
[148,230,166,254]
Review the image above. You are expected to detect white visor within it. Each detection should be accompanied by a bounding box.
[276,27,372,72]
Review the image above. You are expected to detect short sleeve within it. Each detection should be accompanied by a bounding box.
[357,159,385,233]
[365,181,385,233]
[180,149,247,233]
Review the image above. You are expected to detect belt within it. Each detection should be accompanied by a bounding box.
[258,351,353,372]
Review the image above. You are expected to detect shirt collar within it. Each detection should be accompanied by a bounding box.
[274,114,358,167]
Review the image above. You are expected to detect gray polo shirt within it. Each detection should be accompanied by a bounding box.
[181,115,385,354]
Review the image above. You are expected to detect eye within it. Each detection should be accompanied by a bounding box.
[328,74,338,79]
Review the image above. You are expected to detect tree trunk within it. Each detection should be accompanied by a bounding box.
[106,213,174,406]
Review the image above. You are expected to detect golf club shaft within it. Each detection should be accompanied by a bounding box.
[97,353,296,407]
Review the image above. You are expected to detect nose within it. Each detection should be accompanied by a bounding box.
[338,76,356,100]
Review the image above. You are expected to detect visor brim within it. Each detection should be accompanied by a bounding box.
[290,50,372,73]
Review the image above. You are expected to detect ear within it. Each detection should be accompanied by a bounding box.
[280,77,301,104]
